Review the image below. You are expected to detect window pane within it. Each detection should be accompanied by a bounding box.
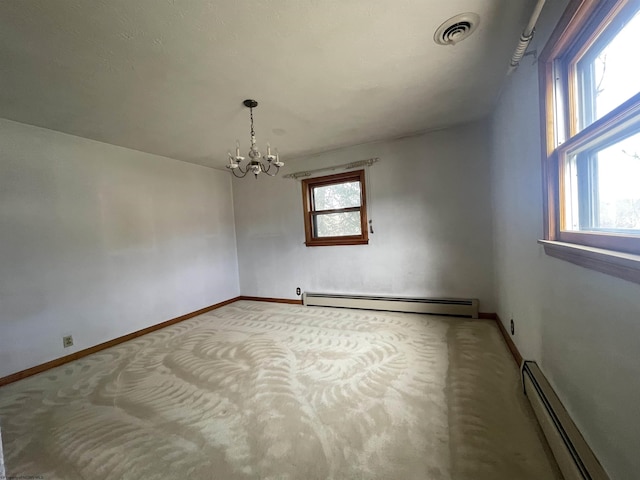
[577,8,640,130]
[314,211,362,237]
[563,129,640,233]
[313,181,361,211]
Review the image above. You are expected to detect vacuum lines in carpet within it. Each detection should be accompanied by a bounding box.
[0,301,561,479]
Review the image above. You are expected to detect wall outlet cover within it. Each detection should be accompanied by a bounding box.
[63,335,74,348]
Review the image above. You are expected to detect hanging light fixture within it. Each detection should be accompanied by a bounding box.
[227,99,284,178]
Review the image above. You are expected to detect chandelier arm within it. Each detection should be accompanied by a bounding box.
[261,164,280,177]
[231,165,250,178]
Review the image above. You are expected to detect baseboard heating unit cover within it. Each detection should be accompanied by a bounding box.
[522,361,609,480]
[302,293,478,318]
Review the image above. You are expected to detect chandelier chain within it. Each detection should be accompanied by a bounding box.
[250,107,255,141]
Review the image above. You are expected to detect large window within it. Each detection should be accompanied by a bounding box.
[539,0,640,283]
[301,170,368,247]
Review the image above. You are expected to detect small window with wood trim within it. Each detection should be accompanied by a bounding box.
[301,170,368,246]
[540,0,640,261]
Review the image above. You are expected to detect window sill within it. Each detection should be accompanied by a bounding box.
[538,240,640,285]
[305,238,369,247]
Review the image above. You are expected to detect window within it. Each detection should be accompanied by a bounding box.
[301,170,368,246]
[539,0,640,283]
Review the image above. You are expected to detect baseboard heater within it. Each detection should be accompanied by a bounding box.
[522,361,609,480]
[302,293,478,318]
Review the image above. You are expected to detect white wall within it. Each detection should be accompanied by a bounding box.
[490,2,640,478]
[0,119,240,378]
[233,122,495,311]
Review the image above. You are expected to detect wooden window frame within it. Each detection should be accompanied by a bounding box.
[301,169,369,247]
[538,0,640,284]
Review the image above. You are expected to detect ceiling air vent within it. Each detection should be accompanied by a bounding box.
[434,13,480,46]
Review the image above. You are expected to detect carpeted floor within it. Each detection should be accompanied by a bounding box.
[0,300,561,479]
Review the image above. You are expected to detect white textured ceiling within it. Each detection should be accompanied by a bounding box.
[0,0,535,168]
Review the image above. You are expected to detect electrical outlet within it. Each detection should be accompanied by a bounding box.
[510,319,515,335]
[63,335,74,348]
[296,287,301,296]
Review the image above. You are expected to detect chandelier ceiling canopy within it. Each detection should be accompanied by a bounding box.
[227,99,284,178]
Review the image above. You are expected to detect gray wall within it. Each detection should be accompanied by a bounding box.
[0,119,240,378]
[233,121,496,311]
[490,1,640,478]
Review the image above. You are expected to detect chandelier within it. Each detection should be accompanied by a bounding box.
[227,99,284,178]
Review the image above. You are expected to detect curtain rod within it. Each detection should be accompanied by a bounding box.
[508,0,546,74]
[282,157,380,180]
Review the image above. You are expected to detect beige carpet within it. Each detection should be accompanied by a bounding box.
[0,301,561,479]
